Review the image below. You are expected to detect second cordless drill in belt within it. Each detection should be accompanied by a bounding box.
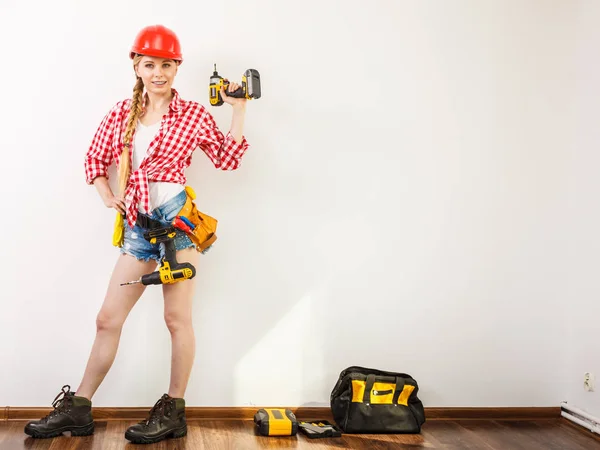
[121,227,196,286]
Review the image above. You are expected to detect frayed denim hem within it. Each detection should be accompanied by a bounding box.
[119,248,161,263]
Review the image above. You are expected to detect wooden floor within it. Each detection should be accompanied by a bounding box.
[1,418,599,449]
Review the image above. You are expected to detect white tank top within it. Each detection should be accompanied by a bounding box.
[133,119,184,213]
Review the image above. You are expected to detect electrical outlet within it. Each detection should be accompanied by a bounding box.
[584,372,595,392]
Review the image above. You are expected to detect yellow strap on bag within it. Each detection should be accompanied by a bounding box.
[113,212,125,247]
[178,186,218,252]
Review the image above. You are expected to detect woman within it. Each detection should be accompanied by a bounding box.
[24,24,250,444]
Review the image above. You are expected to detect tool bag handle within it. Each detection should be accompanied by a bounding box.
[392,377,406,405]
[362,374,406,405]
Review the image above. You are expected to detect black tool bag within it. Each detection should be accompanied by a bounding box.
[330,366,425,434]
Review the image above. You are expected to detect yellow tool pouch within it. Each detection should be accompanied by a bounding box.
[111,186,217,252]
[177,186,218,253]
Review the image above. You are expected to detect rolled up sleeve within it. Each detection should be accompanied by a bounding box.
[196,110,249,170]
[84,103,120,184]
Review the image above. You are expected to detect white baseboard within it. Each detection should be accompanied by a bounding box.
[561,402,600,434]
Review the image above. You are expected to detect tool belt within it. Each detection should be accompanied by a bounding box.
[135,213,164,230]
[112,186,217,253]
[330,366,426,434]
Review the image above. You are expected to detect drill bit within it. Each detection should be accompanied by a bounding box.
[120,278,141,286]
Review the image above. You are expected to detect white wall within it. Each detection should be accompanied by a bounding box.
[0,0,581,409]
[565,0,600,419]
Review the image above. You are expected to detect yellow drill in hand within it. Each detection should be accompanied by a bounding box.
[209,64,261,106]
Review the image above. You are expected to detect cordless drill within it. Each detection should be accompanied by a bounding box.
[209,64,261,106]
[120,227,196,286]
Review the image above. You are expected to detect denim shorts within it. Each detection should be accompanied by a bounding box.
[120,189,196,262]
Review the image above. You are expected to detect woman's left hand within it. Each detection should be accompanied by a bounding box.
[221,82,247,106]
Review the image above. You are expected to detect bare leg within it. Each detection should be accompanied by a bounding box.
[75,254,158,400]
[162,247,199,398]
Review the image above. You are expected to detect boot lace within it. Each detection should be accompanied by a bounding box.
[141,394,172,426]
[41,385,73,422]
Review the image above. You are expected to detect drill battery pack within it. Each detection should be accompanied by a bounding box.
[253,408,298,436]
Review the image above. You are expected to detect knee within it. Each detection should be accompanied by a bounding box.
[96,310,123,333]
[164,311,192,334]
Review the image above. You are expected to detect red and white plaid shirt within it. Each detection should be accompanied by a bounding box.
[84,89,249,228]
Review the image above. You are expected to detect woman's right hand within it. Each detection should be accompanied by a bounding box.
[104,195,126,215]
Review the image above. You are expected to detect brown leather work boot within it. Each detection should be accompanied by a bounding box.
[124,393,187,444]
[24,385,94,438]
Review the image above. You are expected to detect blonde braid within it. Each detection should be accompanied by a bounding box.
[117,55,145,199]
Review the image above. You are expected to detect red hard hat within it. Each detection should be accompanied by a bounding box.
[130,25,183,63]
